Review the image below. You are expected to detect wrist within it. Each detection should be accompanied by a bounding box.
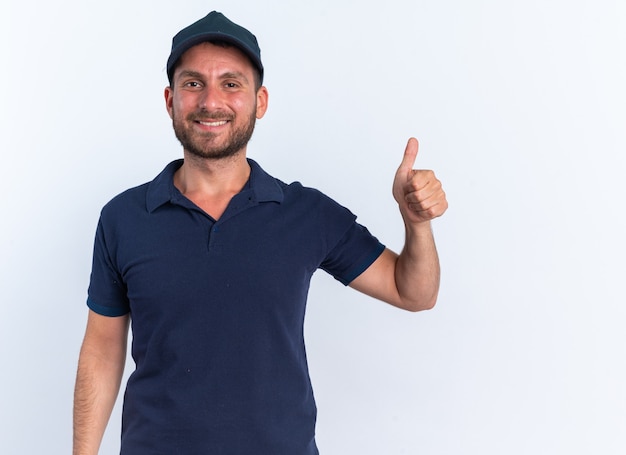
[403,218,433,237]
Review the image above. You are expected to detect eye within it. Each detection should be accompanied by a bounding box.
[224,82,240,89]
[183,81,202,88]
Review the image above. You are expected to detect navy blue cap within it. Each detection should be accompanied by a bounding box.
[166,11,263,83]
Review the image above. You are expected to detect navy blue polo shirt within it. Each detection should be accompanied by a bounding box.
[87,159,385,454]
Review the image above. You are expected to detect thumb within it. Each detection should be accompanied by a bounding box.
[396,137,419,180]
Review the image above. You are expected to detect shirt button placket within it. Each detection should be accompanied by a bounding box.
[208,224,220,252]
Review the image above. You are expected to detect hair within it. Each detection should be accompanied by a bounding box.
[168,39,262,90]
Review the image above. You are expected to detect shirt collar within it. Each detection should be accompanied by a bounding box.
[146,158,284,213]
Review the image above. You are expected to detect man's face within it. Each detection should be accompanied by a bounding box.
[165,42,268,160]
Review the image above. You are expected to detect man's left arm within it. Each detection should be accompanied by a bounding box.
[349,138,448,311]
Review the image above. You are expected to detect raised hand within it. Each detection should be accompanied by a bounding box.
[392,138,448,225]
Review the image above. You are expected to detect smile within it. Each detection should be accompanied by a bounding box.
[197,120,228,127]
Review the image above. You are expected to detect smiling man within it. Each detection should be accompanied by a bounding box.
[73,11,447,455]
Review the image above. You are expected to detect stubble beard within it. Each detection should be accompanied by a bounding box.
[172,106,257,160]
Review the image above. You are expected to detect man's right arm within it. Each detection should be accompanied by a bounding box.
[73,310,130,455]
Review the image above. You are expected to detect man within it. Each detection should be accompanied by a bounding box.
[73,11,447,455]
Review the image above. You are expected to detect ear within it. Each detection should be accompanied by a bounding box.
[255,86,269,119]
[164,86,174,119]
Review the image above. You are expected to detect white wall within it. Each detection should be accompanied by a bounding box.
[1,0,625,453]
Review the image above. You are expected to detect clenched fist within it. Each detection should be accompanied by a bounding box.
[392,138,448,224]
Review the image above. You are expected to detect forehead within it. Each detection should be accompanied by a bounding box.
[175,42,255,77]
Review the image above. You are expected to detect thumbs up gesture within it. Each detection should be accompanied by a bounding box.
[392,138,448,225]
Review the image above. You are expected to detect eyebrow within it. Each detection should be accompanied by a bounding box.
[176,70,205,81]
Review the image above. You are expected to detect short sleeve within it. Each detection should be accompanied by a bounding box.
[320,221,385,286]
[86,217,130,317]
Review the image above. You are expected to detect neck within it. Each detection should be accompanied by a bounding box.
[173,151,251,219]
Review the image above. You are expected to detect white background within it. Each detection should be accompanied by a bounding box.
[1,0,625,453]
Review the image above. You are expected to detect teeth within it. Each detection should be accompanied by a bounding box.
[198,120,228,127]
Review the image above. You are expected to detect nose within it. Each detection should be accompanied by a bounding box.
[198,85,224,111]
